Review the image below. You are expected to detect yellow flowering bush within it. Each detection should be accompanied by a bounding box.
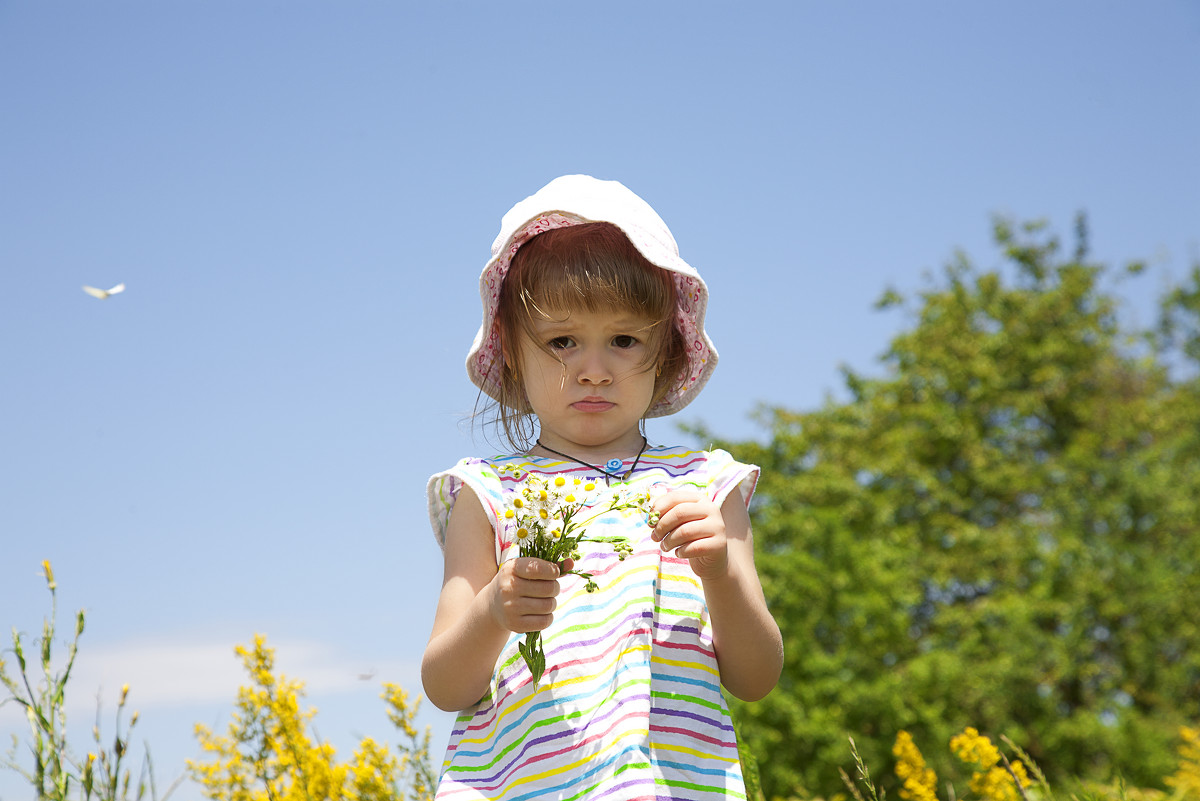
[1167,726,1200,800]
[189,635,431,801]
[381,683,436,801]
[894,731,939,801]
[840,724,1200,801]
[949,727,1031,801]
[497,467,654,683]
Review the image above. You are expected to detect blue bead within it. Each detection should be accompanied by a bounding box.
[605,458,623,473]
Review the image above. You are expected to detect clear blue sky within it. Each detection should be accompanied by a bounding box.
[2,2,1197,795]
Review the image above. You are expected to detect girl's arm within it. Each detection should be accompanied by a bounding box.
[651,490,783,702]
[421,485,565,712]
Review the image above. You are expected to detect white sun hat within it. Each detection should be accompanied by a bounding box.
[466,174,718,418]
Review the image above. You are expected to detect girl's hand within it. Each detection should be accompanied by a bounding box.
[650,490,729,580]
[489,557,565,633]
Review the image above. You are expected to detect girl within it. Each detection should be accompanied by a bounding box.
[423,175,783,800]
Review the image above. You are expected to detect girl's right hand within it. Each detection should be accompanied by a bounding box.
[490,557,564,633]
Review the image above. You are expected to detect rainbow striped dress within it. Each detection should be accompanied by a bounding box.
[426,445,758,801]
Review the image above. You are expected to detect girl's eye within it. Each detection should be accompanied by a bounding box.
[612,335,639,349]
[548,336,575,350]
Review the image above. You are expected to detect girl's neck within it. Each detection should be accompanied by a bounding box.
[531,432,647,464]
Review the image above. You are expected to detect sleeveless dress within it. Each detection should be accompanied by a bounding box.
[426,445,758,801]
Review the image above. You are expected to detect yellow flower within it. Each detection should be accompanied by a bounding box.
[513,497,524,508]
[565,494,576,503]
[893,731,938,801]
[950,727,1029,801]
[584,482,596,491]
[539,508,549,520]
[950,727,1000,768]
[1167,725,1200,798]
[42,560,56,590]
[554,476,566,487]
[189,636,419,800]
[504,509,515,519]
[517,528,529,540]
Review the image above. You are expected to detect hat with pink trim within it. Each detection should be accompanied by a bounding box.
[467,174,717,418]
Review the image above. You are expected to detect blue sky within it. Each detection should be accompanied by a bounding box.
[2,2,1198,795]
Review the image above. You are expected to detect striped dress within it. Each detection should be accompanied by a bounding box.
[426,445,758,801]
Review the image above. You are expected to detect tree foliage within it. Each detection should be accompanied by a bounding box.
[713,218,1200,799]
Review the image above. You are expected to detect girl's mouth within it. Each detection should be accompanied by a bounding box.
[572,399,614,412]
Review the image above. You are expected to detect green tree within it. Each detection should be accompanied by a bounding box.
[713,218,1200,799]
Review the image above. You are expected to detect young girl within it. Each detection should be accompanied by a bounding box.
[423,175,783,800]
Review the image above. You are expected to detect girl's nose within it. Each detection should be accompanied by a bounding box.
[575,348,612,385]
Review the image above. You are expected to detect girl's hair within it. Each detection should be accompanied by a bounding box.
[482,222,689,451]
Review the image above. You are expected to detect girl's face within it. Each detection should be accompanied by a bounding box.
[515,305,658,457]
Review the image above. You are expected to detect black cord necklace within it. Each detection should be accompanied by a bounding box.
[535,436,649,487]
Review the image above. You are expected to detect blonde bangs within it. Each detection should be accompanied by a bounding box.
[508,223,675,323]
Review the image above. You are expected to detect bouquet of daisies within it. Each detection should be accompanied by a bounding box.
[498,467,658,685]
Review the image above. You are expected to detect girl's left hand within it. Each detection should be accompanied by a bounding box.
[650,490,729,580]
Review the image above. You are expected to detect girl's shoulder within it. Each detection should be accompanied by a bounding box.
[426,455,512,549]
[425,453,562,549]
[637,444,760,507]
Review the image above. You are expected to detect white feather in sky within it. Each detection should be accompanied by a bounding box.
[82,283,126,299]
